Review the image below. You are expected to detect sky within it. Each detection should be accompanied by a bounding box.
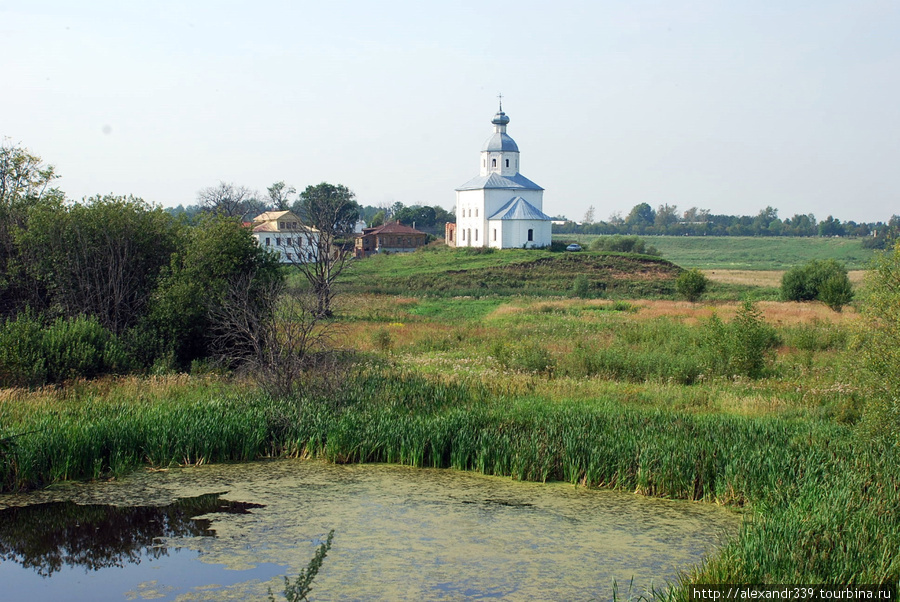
[2,0,898,224]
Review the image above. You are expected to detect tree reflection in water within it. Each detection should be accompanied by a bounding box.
[0,493,263,576]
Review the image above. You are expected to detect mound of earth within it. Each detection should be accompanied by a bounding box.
[386,253,682,297]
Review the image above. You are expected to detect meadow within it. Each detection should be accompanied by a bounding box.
[1,239,895,598]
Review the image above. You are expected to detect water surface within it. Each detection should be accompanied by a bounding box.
[0,460,739,600]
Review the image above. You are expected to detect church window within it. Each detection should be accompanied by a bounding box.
[528,229,534,242]
[505,159,509,168]
[462,229,466,241]
[492,158,497,168]
[475,230,478,241]
[493,229,497,241]
[475,208,478,217]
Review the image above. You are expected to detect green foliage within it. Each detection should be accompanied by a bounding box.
[589,235,660,256]
[491,341,555,376]
[675,268,709,302]
[150,214,282,368]
[701,302,779,379]
[571,275,590,299]
[781,259,853,311]
[270,530,335,602]
[371,328,393,353]
[858,242,900,445]
[0,312,126,387]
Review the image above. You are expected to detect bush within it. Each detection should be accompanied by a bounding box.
[781,259,853,311]
[701,301,779,379]
[589,235,660,256]
[676,268,709,302]
[0,313,127,387]
[571,275,590,299]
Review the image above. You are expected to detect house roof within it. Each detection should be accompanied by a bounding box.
[252,222,318,233]
[488,196,553,221]
[359,221,428,237]
[455,172,543,192]
[252,210,298,223]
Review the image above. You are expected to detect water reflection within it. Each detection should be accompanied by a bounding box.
[0,493,263,576]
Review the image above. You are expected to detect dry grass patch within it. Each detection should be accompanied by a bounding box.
[703,269,867,287]
[628,299,860,326]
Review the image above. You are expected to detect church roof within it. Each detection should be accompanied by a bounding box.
[455,172,544,192]
[488,196,552,221]
[481,132,519,152]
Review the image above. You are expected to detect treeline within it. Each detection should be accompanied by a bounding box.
[358,202,454,235]
[556,203,898,245]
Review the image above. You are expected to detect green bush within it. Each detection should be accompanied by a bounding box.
[571,275,590,299]
[701,301,779,379]
[589,235,660,256]
[0,313,127,387]
[675,268,709,302]
[781,259,853,311]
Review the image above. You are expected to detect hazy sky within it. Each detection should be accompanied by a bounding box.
[3,1,898,223]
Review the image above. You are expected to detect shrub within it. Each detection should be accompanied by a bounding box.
[589,235,660,256]
[675,268,709,302]
[701,301,779,379]
[781,259,853,311]
[571,275,590,299]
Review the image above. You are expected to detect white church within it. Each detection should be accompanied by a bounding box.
[453,103,552,249]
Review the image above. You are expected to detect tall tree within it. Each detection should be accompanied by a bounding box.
[583,205,595,225]
[291,182,360,318]
[267,181,296,211]
[197,181,259,219]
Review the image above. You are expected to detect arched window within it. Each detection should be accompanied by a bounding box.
[493,229,497,241]
[462,229,466,241]
[527,229,534,242]
[475,208,478,217]
[492,158,497,168]
[475,229,478,241]
[505,159,509,168]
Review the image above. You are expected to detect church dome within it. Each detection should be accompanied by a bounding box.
[482,132,519,152]
[491,110,510,126]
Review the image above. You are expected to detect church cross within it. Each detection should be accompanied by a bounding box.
[498,92,503,111]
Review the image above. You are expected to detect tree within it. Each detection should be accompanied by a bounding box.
[19,195,179,334]
[625,203,655,228]
[196,181,260,219]
[0,141,64,316]
[292,183,361,318]
[582,205,595,225]
[781,259,853,311]
[150,214,282,368]
[267,181,296,211]
[676,268,709,302]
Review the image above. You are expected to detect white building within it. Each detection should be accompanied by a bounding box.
[250,210,319,263]
[454,104,552,249]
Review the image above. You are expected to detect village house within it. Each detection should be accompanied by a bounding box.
[355,221,428,258]
[250,210,319,263]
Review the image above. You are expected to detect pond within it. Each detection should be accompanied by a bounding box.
[0,460,739,601]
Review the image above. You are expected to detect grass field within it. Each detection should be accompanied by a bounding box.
[554,235,876,270]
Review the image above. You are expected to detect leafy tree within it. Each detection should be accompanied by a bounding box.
[781,259,853,311]
[369,210,386,228]
[0,141,64,316]
[267,181,296,211]
[625,203,655,228]
[292,183,361,318]
[582,205,595,225]
[19,196,179,334]
[150,214,282,368]
[676,268,709,302]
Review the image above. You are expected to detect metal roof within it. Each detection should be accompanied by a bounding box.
[481,132,519,152]
[488,196,552,221]
[455,172,544,192]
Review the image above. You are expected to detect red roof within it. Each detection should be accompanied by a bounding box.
[360,221,427,236]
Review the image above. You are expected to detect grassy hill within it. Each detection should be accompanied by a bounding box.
[339,246,681,298]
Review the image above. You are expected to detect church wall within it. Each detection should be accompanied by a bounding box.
[496,219,551,249]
